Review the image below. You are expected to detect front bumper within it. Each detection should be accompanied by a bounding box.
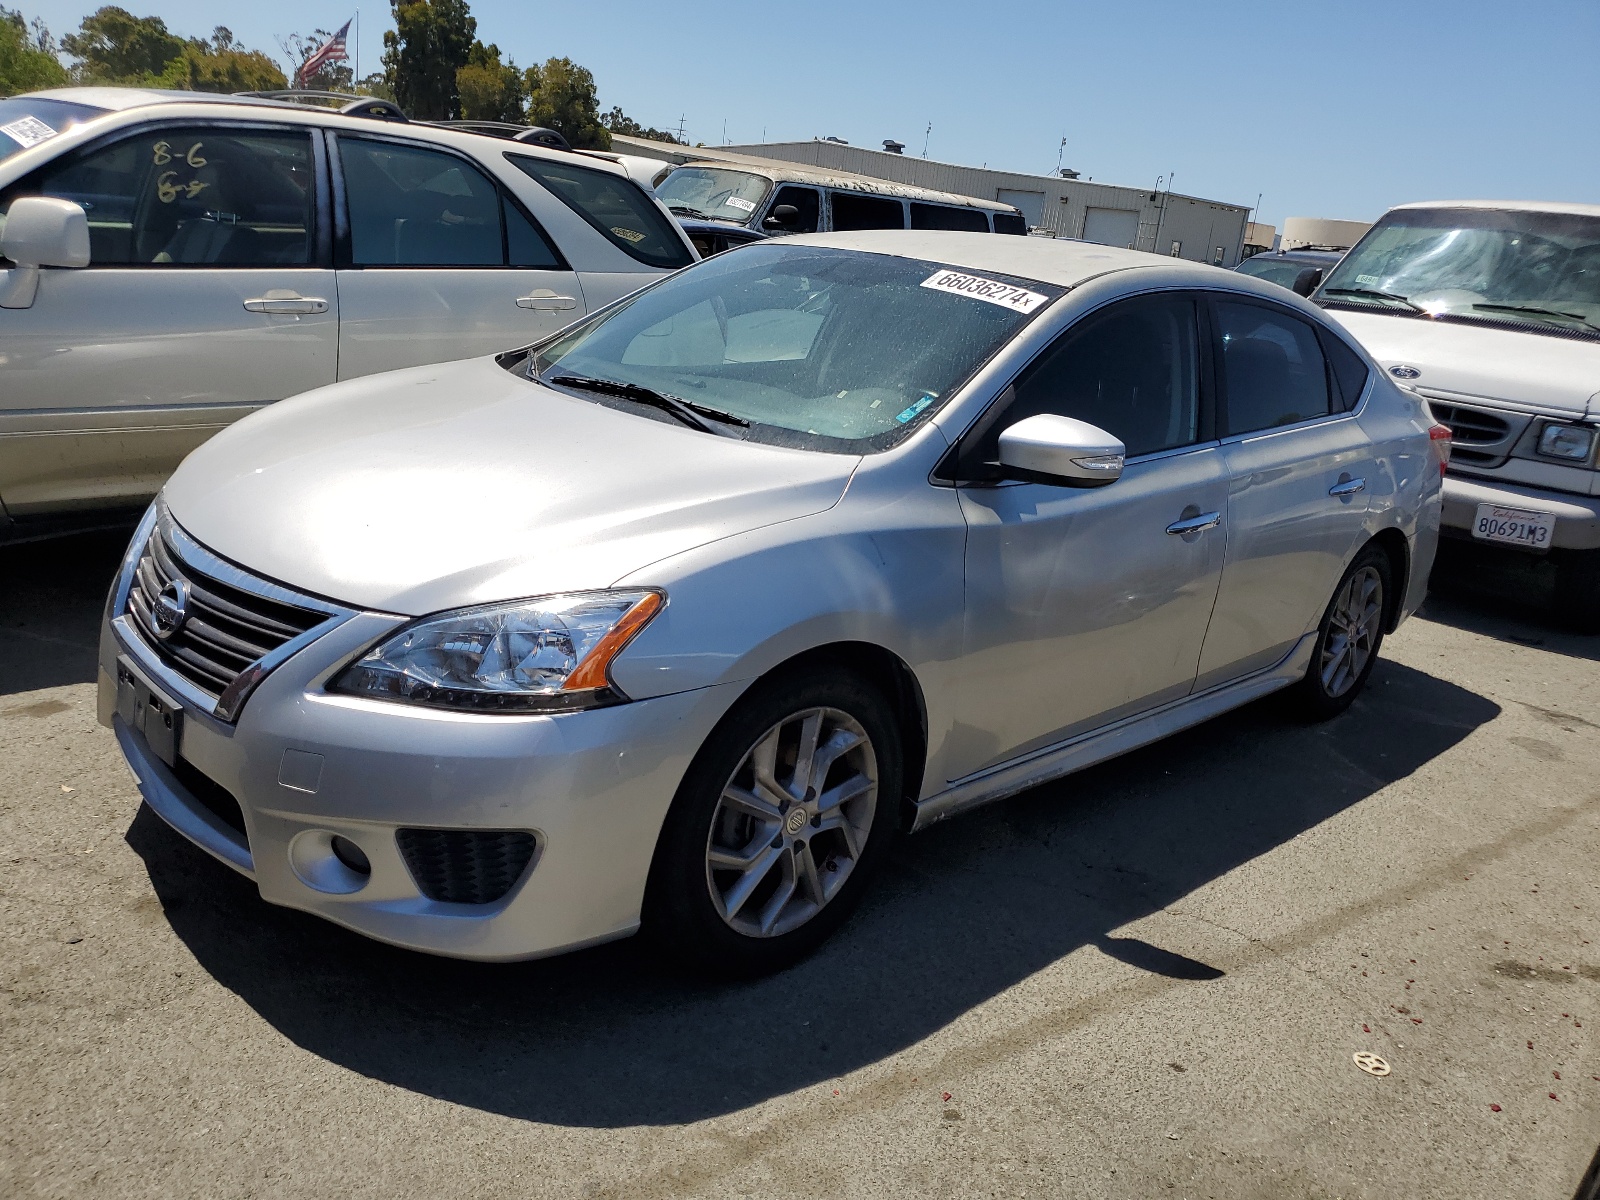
[99,610,740,961]
[1441,473,1600,551]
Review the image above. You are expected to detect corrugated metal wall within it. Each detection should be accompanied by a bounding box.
[716,141,1250,266]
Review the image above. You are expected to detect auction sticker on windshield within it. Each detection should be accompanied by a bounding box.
[1473,502,1554,549]
[725,196,756,213]
[921,269,1049,313]
[1,116,57,149]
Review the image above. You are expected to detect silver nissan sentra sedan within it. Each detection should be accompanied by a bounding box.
[99,231,1445,975]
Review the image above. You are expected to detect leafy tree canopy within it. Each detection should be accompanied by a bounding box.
[456,39,522,122]
[600,106,682,145]
[60,6,182,80]
[156,26,285,92]
[526,56,608,150]
[383,0,475,119]
[1,7,67,93]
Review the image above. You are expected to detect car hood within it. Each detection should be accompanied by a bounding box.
[164,357,859,615]
[1326,309,1600,417]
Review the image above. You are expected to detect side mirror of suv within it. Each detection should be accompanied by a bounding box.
[763,203,799,229]
[997,413,1125,487]
[1,196,90,310]
[1291,267,1323,297]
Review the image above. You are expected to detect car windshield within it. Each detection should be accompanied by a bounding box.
[0,96,106,165]
[1318,207,1600,335]
[657,167,772,225]
[1237,256,1323,287]
[529,244,1062,451]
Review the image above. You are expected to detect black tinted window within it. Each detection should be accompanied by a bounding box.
[508,154,692,269]
[1217,300,1331,434]
[910,202,989,232]
[14,127,313,265]
[830,192,904,231]
[767,185,819,233]
[342,137,501,266]
[1319,328,1370,411]
[965,294,1200,469]
[504,195,561,268]
[994,211,1027,236]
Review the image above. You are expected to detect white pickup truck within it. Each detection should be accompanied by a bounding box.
[1314,201,1600,626]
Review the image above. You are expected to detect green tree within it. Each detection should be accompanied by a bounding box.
[525,57,609,149]
[599,106,681,145]
[1,8,67,93]
[382,0,475,120]
[61,6,183,81]
[156,27,285,93]
[456,40,523,121]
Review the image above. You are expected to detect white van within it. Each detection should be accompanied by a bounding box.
[1314,201,1600,624]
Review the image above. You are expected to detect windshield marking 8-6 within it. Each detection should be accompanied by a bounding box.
[529,244,1062,452]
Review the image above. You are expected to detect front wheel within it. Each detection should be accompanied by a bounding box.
[644,669,903,977]
[1295,545,1391,720]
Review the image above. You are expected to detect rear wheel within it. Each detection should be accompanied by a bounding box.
[644,668,903,976]
[1295,545,1391,720]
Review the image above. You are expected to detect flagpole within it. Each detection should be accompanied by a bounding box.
[354,10,359,87]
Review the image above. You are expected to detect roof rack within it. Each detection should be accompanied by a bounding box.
[233,89,409,123]
[424,120,571,151]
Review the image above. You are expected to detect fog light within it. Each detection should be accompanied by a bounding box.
[331,835,371,875]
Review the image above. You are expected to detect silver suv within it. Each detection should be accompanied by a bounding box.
[0,87,695,539]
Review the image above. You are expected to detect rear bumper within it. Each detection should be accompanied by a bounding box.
[1441,474,1600,551]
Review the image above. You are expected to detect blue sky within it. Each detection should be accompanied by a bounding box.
[19,0,1599,228]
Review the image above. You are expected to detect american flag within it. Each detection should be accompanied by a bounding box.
[294,19,351,87]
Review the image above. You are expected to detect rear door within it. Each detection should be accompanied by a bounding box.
[1194,296,1376,689]
[333,134,584,379]
[0,120,335,515]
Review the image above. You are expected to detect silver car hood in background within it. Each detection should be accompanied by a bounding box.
[1328,309,1600,417]
[163,358,860,615]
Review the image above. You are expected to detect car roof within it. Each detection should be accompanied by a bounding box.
[25,86,287,111]
[1243,249,1343,262]
[774,229,1237,289]
[1390,199,1600,219]
[663,154,1019,214]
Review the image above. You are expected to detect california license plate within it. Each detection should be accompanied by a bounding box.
[1471,503,1554,550]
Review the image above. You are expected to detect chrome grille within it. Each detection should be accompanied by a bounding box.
[115,508,354,721]
[1427,402,1510,444]
[1423,397,1532,469]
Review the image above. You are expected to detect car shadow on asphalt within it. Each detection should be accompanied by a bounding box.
[125,654,1500,1128]
[0,529,131,696]
[1422,538,1600,661]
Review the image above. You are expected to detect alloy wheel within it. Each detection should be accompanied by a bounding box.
[704,706,878,938]
[1320,565,1383,698]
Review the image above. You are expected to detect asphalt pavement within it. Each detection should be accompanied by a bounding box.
[1,529,1597,1199]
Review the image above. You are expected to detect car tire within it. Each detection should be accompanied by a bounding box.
[1294,544,1392,721]
[644,667,903,977]
[1553,549,1600,634]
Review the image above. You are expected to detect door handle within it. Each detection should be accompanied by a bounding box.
[1166,511,1222,535]
[1328,476,1366,497]
[516,290,578,311]
[243,296,328,314]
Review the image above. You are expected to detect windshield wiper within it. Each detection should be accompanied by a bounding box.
[1471,302,1599,330]
[668,205,710,219]
[1322,287,1423,314]
[544,373,748,434]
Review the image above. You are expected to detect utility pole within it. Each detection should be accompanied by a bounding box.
[675,114,687,144]
[1152,171,1175,255]
[1054,136,1067,176]
[922,122,931,158]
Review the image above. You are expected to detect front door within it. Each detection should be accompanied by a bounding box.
[0,123,336,514]
[947,292,1228,780]
[1194,297,1376,688]
[333,135,585,379]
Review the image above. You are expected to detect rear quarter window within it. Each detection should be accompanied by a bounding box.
[1318,327,1372,410]
[507,154,692,269]
[910,202,990,232]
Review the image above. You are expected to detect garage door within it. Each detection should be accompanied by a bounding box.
[997,189,1045,229]
[1082,207,1140,249]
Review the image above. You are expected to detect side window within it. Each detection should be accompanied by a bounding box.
[1216,300,1332,434]
[961,294,1201,472]
[9,126,314,265]
[1319,327,1371,411]
[994,211,1027,236]
[341,137,502,267]
[506,154,692,269]
[503,195,561,268]
[765,185,819,233]
[910,202,989,232]
[830,191,905,231]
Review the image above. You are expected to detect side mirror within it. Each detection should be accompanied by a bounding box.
[997,413,1125,487]
[1291,267,1323,297]
[1,196,90,310]
[762,203,800,229]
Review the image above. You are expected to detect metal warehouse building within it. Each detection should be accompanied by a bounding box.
[617,135,1252,267]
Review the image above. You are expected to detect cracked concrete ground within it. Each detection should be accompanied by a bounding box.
[1,532,1597,1199]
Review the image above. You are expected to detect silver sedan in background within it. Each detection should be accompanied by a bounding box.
[99,231,1445,975]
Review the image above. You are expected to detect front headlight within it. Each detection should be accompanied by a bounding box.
[1537,423,1596,462]
[330,590,663,712]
